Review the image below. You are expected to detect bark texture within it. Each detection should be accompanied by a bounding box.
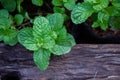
[0,43,120,80]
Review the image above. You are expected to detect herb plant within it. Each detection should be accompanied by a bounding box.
[71,0,120,30]
[0,0,76,70]
[52,0,76,21]
[0,0,43,13]
[0,9,18,46]
[18,13,75,70]
[1,0,120,71]
[52,0,76,10]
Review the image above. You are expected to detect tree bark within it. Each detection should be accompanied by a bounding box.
[0,43,120,80]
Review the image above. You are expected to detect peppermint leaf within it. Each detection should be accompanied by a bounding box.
[32,0,43,6]
[18,28,39,50]
[33,49,50,70]
[71,3,94,24]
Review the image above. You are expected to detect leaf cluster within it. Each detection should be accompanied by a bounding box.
[52,0,76,21]
[1,0,120,70]
[0,0,76,70]
[0,9,18,46]
[18,13,75,70]
[71,0,120,30]
[52,0,76,10]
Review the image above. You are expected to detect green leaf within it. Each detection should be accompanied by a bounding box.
[92,19,108,30]
[33,16,51,37]
[53,7,65,14]
[71,3,94,24]
[47,13,64,30]
[105,6,120,16]
[52,0,63,6]
[93,0,109,11]
[56,34,75,47]
[63,0,67,2]
[62,13,69,21]
[111,0,120,8]
[14,14,24,25]
[31,0,43,6]
[4,29,18,46]
[50,29,75,55]
[53,7,68,21]
[0,29,4,41]
[1,0,16,12]
[66,33,76,46]
[55,26,67,39]
[42,35,55,49]
[16,0,24,12]
[92,11,109,30]
[98,11,109,23]
[33,49,51,70]
[64,0,75,10]
[0,28,18,46]
[0,18,11,29]
[50,44,71,55]
[0,9,9,18]
[84,0,97,3]
[92,20,101,28]
[50,31,57,39]
[56,28,75,47]
[4,36,17,46]
[18,28,39,51]
[100,20,108,30]
[98,11,109,30]
[25,12,31,20]
[109,16,120,30]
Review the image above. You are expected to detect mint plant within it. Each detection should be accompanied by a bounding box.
[0,0,76,70]
[18,13,75,70]
[52,0,76,10]
[14,14,24,25]
[52,0,76,21]
[0,9,18,46]
[53,7,68,21]
[71,0,120,30]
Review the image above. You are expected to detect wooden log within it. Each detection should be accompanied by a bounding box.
[0,43,120,80]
